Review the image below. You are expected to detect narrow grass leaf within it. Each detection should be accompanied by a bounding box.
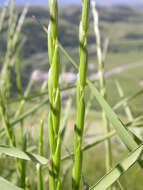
[115,80,133,122]
[0,145,49,165]
[88,81,138,151]
[88,81,143,168]
[90,144,143,190]
[0,177,23,190]
[114,89,143,110]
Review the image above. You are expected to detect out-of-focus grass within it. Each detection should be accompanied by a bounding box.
[62,145,143,190]
[1,108,143,189]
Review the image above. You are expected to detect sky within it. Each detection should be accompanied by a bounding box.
[0,0,143,6]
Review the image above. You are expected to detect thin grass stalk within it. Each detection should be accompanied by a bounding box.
[15,48,22,97]
[13,78,33,185]
[0,1,28,186]
[72,1,89,189]
[115,81,142,145]
[15,79,34,118]
[17,133,27,188]
[113,88,143,111]
[1,1,27,95]
[0,0,9,32]
[48,0,61,189]
[0,94,15,146]
[37,120,44,190]
[13,4,28,49]
[1,0,15,97]
[15,48,27,188]
[91,0,112,181]
[115,81,133,122]
[0,3,22,184]
[15,56,43,188]
[10,37,26,67]
[0,0,16,146]
[117,180,125,190]
[0,91,21,186]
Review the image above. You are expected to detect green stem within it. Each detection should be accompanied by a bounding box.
[15,48,27,188]
[91,0,112,186]
[18,130,27,188]
[1,0,15,97]
[48,0,61,189]
[37,120,44,190]
[0,0,9,32]
[72,1,89,189]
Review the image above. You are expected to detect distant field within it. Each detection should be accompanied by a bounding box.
[12,6,143,114]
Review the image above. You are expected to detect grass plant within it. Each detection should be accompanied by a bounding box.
[72,0,89,189]
[47,0,61,189]
[91,0,112,183]
[0,0,143,190]
[37,119,44,190]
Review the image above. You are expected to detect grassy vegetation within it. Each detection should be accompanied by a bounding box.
[0,0,143,190]
[1,4,142,111]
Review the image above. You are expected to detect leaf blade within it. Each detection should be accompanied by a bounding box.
[90,144,143,190]
[0,177,23,190]
[0,145,49,165]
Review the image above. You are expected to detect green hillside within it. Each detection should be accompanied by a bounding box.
[0,5,143,112]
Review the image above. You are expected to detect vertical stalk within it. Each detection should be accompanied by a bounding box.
[48,0,61,189]
[18,133,27,188]
[15,79,34,118]
[72,0,89,189]
[0,0,16,145]
[0,0,9,32]
[0,94,15,146]
[91,0,112,184]
[0,0,16,146]
[15,48,22,97]
[0,2,24,186]
[13,5,28,48]
[15,48,27,188]
[37,120,44,190]
[115,81,133,122]
[1,0,15,98]
[0,1,27,188]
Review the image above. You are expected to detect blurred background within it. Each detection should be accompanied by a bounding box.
[0,0,143,113]
[1,0,143,189]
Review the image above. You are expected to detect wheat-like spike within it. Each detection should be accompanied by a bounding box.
[1,0,16,97]
[0,0,9,32]
[48,0,61,189]
[72,0,89,189]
